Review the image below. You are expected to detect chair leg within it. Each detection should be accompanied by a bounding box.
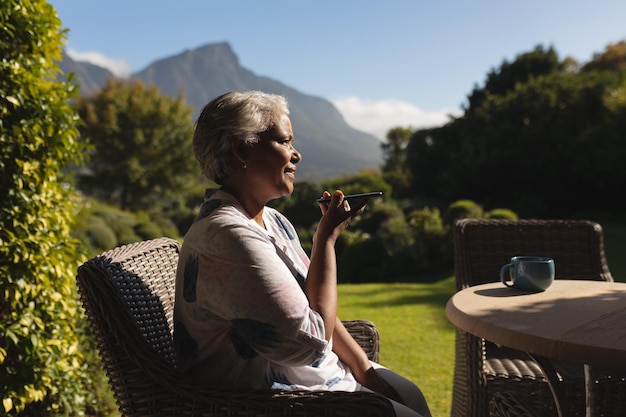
[527,355,564,417]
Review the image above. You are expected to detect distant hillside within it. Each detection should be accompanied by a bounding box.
[60,42,383,180]
[60,51,113,97]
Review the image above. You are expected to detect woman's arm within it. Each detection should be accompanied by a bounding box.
[305,190,366,341]
[331,318,372,380]
[305,235,339,340]
[332,318,403,402]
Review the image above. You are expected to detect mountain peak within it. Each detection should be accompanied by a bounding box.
[165,41,241,70]
[193,41,238,60]
[61,43,382,180]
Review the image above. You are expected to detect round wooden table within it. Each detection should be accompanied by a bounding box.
[446,280,626,417]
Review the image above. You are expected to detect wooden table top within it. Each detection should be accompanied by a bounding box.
[446,280,626,369]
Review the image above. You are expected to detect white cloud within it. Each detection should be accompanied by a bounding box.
[66,48,133,78]
[331,96,461,141]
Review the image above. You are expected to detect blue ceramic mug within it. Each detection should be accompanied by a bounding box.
[500,256,555,292]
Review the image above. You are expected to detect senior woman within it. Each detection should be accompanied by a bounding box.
[174,91,431,417]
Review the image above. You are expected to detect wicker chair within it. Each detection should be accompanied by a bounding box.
[76,237,394,417]
[489,392,536,417]
[450,219,618,417]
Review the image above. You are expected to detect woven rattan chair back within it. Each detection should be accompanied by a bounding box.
[450,219,614,417]
[454,218,613,291]
[489,391,536,417]
[77,237,393,417]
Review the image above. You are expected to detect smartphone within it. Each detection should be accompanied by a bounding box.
[316,191,383,203]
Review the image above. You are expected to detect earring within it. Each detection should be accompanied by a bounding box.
[242,161,247,169]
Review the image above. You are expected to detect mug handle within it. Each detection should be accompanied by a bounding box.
[500,263,514,287]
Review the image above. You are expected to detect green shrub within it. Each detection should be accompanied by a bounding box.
[442,199,484,225]
[485,208,519,220]
[0,2,111,415]
[151,216,181,239]
[323,170,393,200]
[86,217,118,251]
[335,229,372,260]
[337,204,456,281]
[95,205,140,244]
[74,198,185,254]
[297,226,315,255]
[170,207,198,236]
[338,238,387,283]
[135,219,163,240]
[379,213,415,256]
[408,207,452,271]
[356,201,405,236]
[408,207,445,234]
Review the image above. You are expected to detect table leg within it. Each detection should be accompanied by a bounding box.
[532,354,595,417]
[585,364,594,417]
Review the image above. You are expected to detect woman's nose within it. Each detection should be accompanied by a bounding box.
[292,147,302,163]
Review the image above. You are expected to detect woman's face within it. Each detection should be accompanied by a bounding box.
[244,112,301,201]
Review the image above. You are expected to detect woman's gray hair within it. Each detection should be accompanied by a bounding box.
[192,90,289,184]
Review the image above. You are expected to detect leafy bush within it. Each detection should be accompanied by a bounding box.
[356,201,406,237]
[270,180,323,229]
[442,199,484,225]
[95,205,141,244]
[485,208,519,220]
[86,217,118,250]
[72,197,184,254]
[150,215,181,238]
[165,181,215,236]
[323,169,392,201]
[337,201,451,282]
[408,207,452,271]
[0,2,110,415]
[338,238,388,283]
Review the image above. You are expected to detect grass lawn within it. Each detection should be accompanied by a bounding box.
[338,276,457,417]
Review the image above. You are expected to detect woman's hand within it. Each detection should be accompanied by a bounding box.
[315,190,368,243]
[359,367,404,404]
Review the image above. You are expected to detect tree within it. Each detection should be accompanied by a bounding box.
[457,70,626,216]
[76,79,197,210]
[581,40,626,73]
[269,180,322,230]
[1,1,94,415]
[405,121,463,203]
[466,45,563,111]
[405,43,626,218]
[323,169,393,200]
[381,127,413,198]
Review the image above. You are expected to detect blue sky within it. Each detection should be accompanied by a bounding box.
[49,0,626,139]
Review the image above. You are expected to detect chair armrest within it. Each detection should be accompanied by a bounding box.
[342,319,380,363]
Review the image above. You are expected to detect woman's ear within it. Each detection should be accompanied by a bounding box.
[231,138,248,166]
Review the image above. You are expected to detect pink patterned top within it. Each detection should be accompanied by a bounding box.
[174,189,357,391]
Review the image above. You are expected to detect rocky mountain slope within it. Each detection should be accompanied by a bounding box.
[60,42,383,180]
